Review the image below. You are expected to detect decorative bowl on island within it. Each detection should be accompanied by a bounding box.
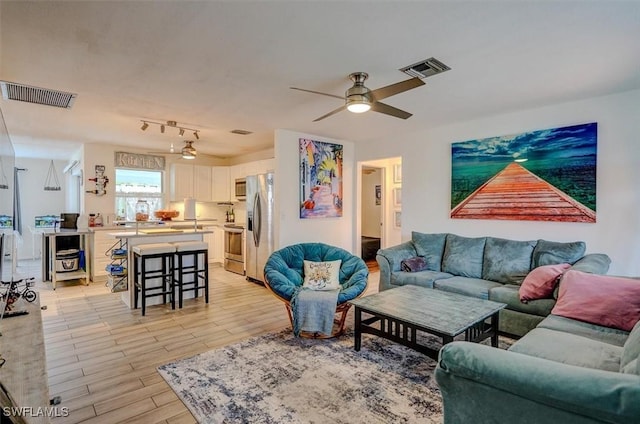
[154,210,180,221]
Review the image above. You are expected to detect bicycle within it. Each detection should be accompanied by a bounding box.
[1,277,37,311]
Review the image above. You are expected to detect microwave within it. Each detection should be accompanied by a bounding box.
[235,178,246,199]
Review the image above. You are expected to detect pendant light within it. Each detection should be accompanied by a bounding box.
[44,160,61,191]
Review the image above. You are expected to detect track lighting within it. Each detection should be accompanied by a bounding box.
[139,120,202,138]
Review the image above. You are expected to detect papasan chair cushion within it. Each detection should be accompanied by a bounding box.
[263,242,369,305]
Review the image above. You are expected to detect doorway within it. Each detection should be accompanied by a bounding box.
[360,166,383,269]
[356,157,402,268]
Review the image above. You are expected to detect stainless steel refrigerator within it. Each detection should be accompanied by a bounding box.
[245,172,275,283]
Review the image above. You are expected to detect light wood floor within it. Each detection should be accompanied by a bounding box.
[28,262,379,424]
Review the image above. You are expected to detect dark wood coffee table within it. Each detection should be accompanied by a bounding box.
[350,285,506,359]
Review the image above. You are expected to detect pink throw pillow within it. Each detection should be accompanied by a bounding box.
[519,263,571,302]
[552,270,640,332]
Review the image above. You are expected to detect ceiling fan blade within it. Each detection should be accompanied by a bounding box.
[370,101,413,119]
[370,77,425,101]
[313,105,348,122]
[291,87,345,100]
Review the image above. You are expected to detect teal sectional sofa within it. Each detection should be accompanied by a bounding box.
[376,232,611,336]
[435,315,640,423]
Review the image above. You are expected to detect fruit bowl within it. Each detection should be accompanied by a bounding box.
[154,210,180,221]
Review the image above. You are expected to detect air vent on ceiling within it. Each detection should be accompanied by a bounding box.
[399,57,451,79]
[0,81,77,109]
[230,129,253,135]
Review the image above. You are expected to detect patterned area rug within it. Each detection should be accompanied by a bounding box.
[158,330,446,424]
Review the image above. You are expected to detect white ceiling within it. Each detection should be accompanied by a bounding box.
[1,1,639,160]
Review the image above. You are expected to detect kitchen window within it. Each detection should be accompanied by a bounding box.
[115,169,163,221]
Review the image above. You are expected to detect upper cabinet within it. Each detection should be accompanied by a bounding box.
[211,166,230,202]
[171,159,273,203]
[170,163,194,201]
[193,165,212,202]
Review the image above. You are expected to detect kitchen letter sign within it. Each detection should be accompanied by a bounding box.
[114,152,166,170]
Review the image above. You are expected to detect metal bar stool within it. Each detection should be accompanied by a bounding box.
[172,241,209,308]
[132,243,176,316]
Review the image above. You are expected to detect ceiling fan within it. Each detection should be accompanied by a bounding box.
[291,72,425,122]
[148,140,197,160]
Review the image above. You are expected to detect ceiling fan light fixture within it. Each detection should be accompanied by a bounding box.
[346,100,371,113]
[181,140,197,159]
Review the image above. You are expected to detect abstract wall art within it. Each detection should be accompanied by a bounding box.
[450,122,597,223]
[299,138,343,219]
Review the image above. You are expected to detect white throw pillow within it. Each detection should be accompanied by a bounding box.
[303,260,342,291]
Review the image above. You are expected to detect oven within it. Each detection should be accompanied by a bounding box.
[224,224,245,275]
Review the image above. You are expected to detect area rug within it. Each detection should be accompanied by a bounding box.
[158,330,448,424]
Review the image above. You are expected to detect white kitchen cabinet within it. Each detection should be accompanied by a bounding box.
[211,166,230,201]
[194,165,212,202]
[227,159,274,201]
[170,163,194,201]
[204,225,224,263]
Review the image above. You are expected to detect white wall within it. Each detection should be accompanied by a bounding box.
[358,89,640,276]
[14,157,67,259]
[274,129,355,251]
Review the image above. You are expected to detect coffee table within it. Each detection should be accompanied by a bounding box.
[349,285,506,359]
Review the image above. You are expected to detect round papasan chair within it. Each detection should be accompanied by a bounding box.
[263,243,369,338]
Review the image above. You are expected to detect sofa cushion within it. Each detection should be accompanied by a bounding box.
[411,232,447,272]
[482,237,536,284]
[532,239,586,267]
[489,285,555,317]
[441,234,486,278]
[509,328,623,372]
[621,320,640,371]
[434,276,502,300]
[621,358,639,375]
[552,270,640,332]
[538,314,630,347]
[519,263,571,302]
[391,270,453,289]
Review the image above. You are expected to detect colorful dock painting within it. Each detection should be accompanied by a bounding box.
[451,122,597,223]
[451,163,596,222]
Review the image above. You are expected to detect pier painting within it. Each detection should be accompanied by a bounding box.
[451,122,597,223]
[299,139,343,219]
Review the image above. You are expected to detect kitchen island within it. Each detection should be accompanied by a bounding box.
[108,227,212,309]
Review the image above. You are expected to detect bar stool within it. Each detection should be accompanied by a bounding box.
[133,243,176,316]
[172,241,209,308]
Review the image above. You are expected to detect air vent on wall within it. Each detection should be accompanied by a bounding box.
[0,81,77,109]
[399,57,451,79]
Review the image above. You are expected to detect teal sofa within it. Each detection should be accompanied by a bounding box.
[376,232,611,336]
[435,315,640,424]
